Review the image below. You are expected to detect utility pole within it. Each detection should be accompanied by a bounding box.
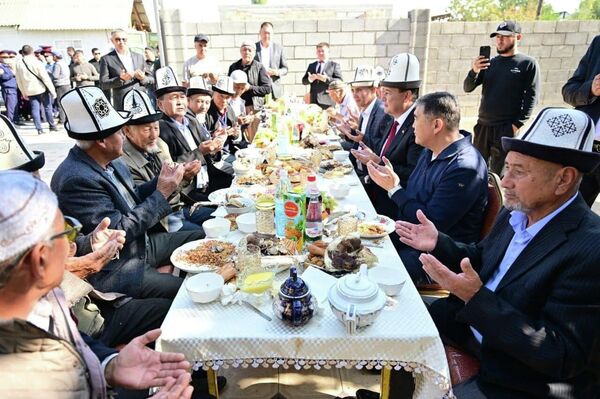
[535,0,544,20]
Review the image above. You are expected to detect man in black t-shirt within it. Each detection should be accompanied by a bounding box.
[464,21,539,175]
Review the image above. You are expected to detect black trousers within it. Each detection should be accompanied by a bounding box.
[141,229,204,299]
[473,122,513,175]
[97,297,171,347]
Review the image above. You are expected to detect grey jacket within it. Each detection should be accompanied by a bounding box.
[254,41,288,99]
[51,60,71,87]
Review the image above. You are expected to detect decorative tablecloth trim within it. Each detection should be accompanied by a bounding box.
[192,357,453,396]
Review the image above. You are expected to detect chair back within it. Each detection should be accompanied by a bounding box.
[480,172,503,240]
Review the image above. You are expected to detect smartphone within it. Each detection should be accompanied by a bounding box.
[479,45,491,60]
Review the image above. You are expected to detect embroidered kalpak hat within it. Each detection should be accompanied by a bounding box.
[122,89,163,125]
[155,66,187,98]
[502,108,600,173]
[350,65,376,87]
[373,65,386,87]
[0,170,58,263]
[212,75,235,96]
[60,86,131,140]
[187,76,213,97]
[380,53,421,90]
[0,114,45,172]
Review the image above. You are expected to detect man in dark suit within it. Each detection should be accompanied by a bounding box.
[562,34,600,207]
[99,29,154,108]
[388,108,600,399]
[155,67,233,201]
[51,86,203,299]
[302,42,342,110]
[254,21,288,99]
[351,53,424,219]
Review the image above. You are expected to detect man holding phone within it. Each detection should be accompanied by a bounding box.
[464,21,540,175]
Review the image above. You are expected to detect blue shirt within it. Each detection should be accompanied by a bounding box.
[0,64,17,90]
[391,132,488,244]
[471,192,579,343]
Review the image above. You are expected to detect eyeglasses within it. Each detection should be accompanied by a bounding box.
[114,37,127,42]
[47,216,82,244]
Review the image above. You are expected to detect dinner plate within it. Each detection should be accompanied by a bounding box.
[170,239,236,274]
[358,215,395,238]
[208,187,252,204]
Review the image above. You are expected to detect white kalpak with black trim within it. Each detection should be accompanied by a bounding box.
[502,107,600,173]
[155,66,187,98]
[60,86,131,140]
[122,89,163,125]
[0,114,45,171]
[350,65,377,87]
[380,53,421,90]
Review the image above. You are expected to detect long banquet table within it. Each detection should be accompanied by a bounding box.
[156,154,452,399]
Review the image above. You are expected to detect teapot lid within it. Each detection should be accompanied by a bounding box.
[279,267,309,297]
[337,264,379,303]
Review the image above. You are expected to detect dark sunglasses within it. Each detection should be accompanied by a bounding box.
[47,216,82,243]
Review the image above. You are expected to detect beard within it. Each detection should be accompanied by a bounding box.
[497,41,515,55]
[146,143,160,154]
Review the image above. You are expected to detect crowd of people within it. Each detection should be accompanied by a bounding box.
[1,18,600,399]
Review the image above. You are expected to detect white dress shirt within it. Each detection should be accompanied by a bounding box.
[116,51,134,73]
[260,43,271,70]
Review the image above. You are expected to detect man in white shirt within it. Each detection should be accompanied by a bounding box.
[254,22,288,99]
[182,34,221,86]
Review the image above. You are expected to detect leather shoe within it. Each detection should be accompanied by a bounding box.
[356,389,380,399]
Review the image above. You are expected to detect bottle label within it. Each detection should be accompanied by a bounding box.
[284,200,300,218]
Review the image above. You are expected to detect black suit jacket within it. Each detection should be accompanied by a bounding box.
[302,60,342,109]
[562,34,600,123]
[159,115,232,196]
[371,108,423,219]
[254,41,288,99]
[430,195,600,398]
[99,50,154,107]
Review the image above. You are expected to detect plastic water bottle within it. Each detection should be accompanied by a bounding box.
[275,169,292,237]
[304,175,323,243]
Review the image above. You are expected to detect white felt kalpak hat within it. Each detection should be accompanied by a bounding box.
[502,107,600,173]
[187,76,213,97]
[60,86,131,140]
[0,114,45,172]
[373,65,386,86]
[380,53,421,90]
[0,170,58,262]
[350,65,376,87]
[155,66,186,98]
[230,70,248,85]
[122,89,163,125]
[212,75,235,96]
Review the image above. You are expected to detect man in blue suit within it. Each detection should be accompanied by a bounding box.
[0,50,20,124]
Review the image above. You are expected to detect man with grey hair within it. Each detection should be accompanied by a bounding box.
[100,29,154,107]
[0,170,193,398]
[366,92,488,285]
[228,40,272,114]
[51,86,203,299]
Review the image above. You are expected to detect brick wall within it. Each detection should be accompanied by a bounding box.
[160,8,600,121]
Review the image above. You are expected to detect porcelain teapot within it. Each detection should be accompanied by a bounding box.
[327,264,386,334]
[272,267,316,326]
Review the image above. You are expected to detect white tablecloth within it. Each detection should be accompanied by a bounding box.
[157,163,453,399]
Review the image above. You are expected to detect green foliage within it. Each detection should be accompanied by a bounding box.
[571,0,600,19]
[448,0,557,21]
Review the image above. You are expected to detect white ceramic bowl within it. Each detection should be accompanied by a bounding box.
[225,197,255,215]
[236,212,257,234]
[185,272,224,303]
[232,160,253,176]
[202,218,231,238]
[368,266,406,296]
[333,150,350,162]
[330,183,350,199]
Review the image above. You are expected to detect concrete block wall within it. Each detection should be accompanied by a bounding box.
[161,9,411,97]
[161,8,600,120]
[427,19,600,120]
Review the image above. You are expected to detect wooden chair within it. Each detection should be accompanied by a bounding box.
[417,172,503,298]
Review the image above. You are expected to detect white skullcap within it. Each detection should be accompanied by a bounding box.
[230,70,248,84]
[0,170,58,262]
